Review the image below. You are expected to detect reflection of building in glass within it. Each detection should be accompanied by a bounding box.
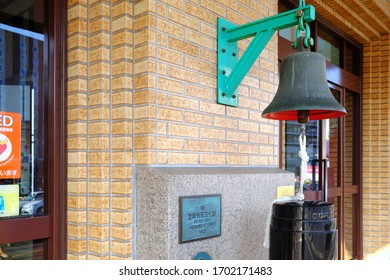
[284,121,319,188]
[0,29,4,86]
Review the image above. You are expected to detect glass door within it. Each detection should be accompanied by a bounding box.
[0,0,50,260]
[326,86,361,260]
[284,120,321,198]
[283,84,361,260]
[279,0,363,258]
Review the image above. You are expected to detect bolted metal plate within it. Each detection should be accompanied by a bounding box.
[217,6,315,108]
[217,18,238,107]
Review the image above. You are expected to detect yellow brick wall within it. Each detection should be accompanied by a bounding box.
[134,0,279,166]
[344,93,354,259]
[67,0,279,259]
[66,0,390,260]
[362,34,390,258]
[67,0,134,260]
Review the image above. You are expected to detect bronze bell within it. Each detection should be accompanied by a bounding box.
[262,37,346,123]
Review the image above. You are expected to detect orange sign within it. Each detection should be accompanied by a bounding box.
[0,111,21,179]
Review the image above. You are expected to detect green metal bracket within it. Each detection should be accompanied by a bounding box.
[217,5,315,106]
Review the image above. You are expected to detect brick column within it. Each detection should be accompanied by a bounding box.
[362,34,390,258]
[67,0,280,259]
[67,0,134,260]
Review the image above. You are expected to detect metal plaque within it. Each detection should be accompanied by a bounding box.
[179,194,221,243]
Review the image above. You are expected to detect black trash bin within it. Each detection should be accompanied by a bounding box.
[269,200,337,260]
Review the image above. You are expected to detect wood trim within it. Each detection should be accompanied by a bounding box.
[278,36,295,59]
[339,88,346,260]
[279,121,283,169]
[328,187,341,198]
[319,121,327,199]
[354,87,363,259]
[0,216,51,244]
[303,191,323,201]
[47,0,67,260]
[344,185,359,194]
[326,62,361,94]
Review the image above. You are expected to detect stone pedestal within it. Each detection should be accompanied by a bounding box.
[136,166,294,260]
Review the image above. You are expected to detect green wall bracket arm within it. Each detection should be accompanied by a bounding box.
[217,5,315,106]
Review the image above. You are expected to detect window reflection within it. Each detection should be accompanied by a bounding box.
[279,27,295,42]
[278,0,296,43]
[0,0,45,220]
[345,43,360,76]
[0,239,46,260]
[317,27,341,67]
[0,0,48,261]
[284,120,319,191]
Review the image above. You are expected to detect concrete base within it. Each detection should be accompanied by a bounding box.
[135,166,294,260]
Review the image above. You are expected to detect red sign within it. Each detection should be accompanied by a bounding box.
[0,111,21,179]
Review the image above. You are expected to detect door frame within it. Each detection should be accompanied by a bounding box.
[278,1,363,259]
[47,0,67,260]
[0,0,67,259]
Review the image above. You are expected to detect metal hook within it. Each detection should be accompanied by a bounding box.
[292,23,314,49]
[304,23,314,48]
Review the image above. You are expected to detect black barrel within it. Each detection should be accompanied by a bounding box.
[269,200,337,260]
